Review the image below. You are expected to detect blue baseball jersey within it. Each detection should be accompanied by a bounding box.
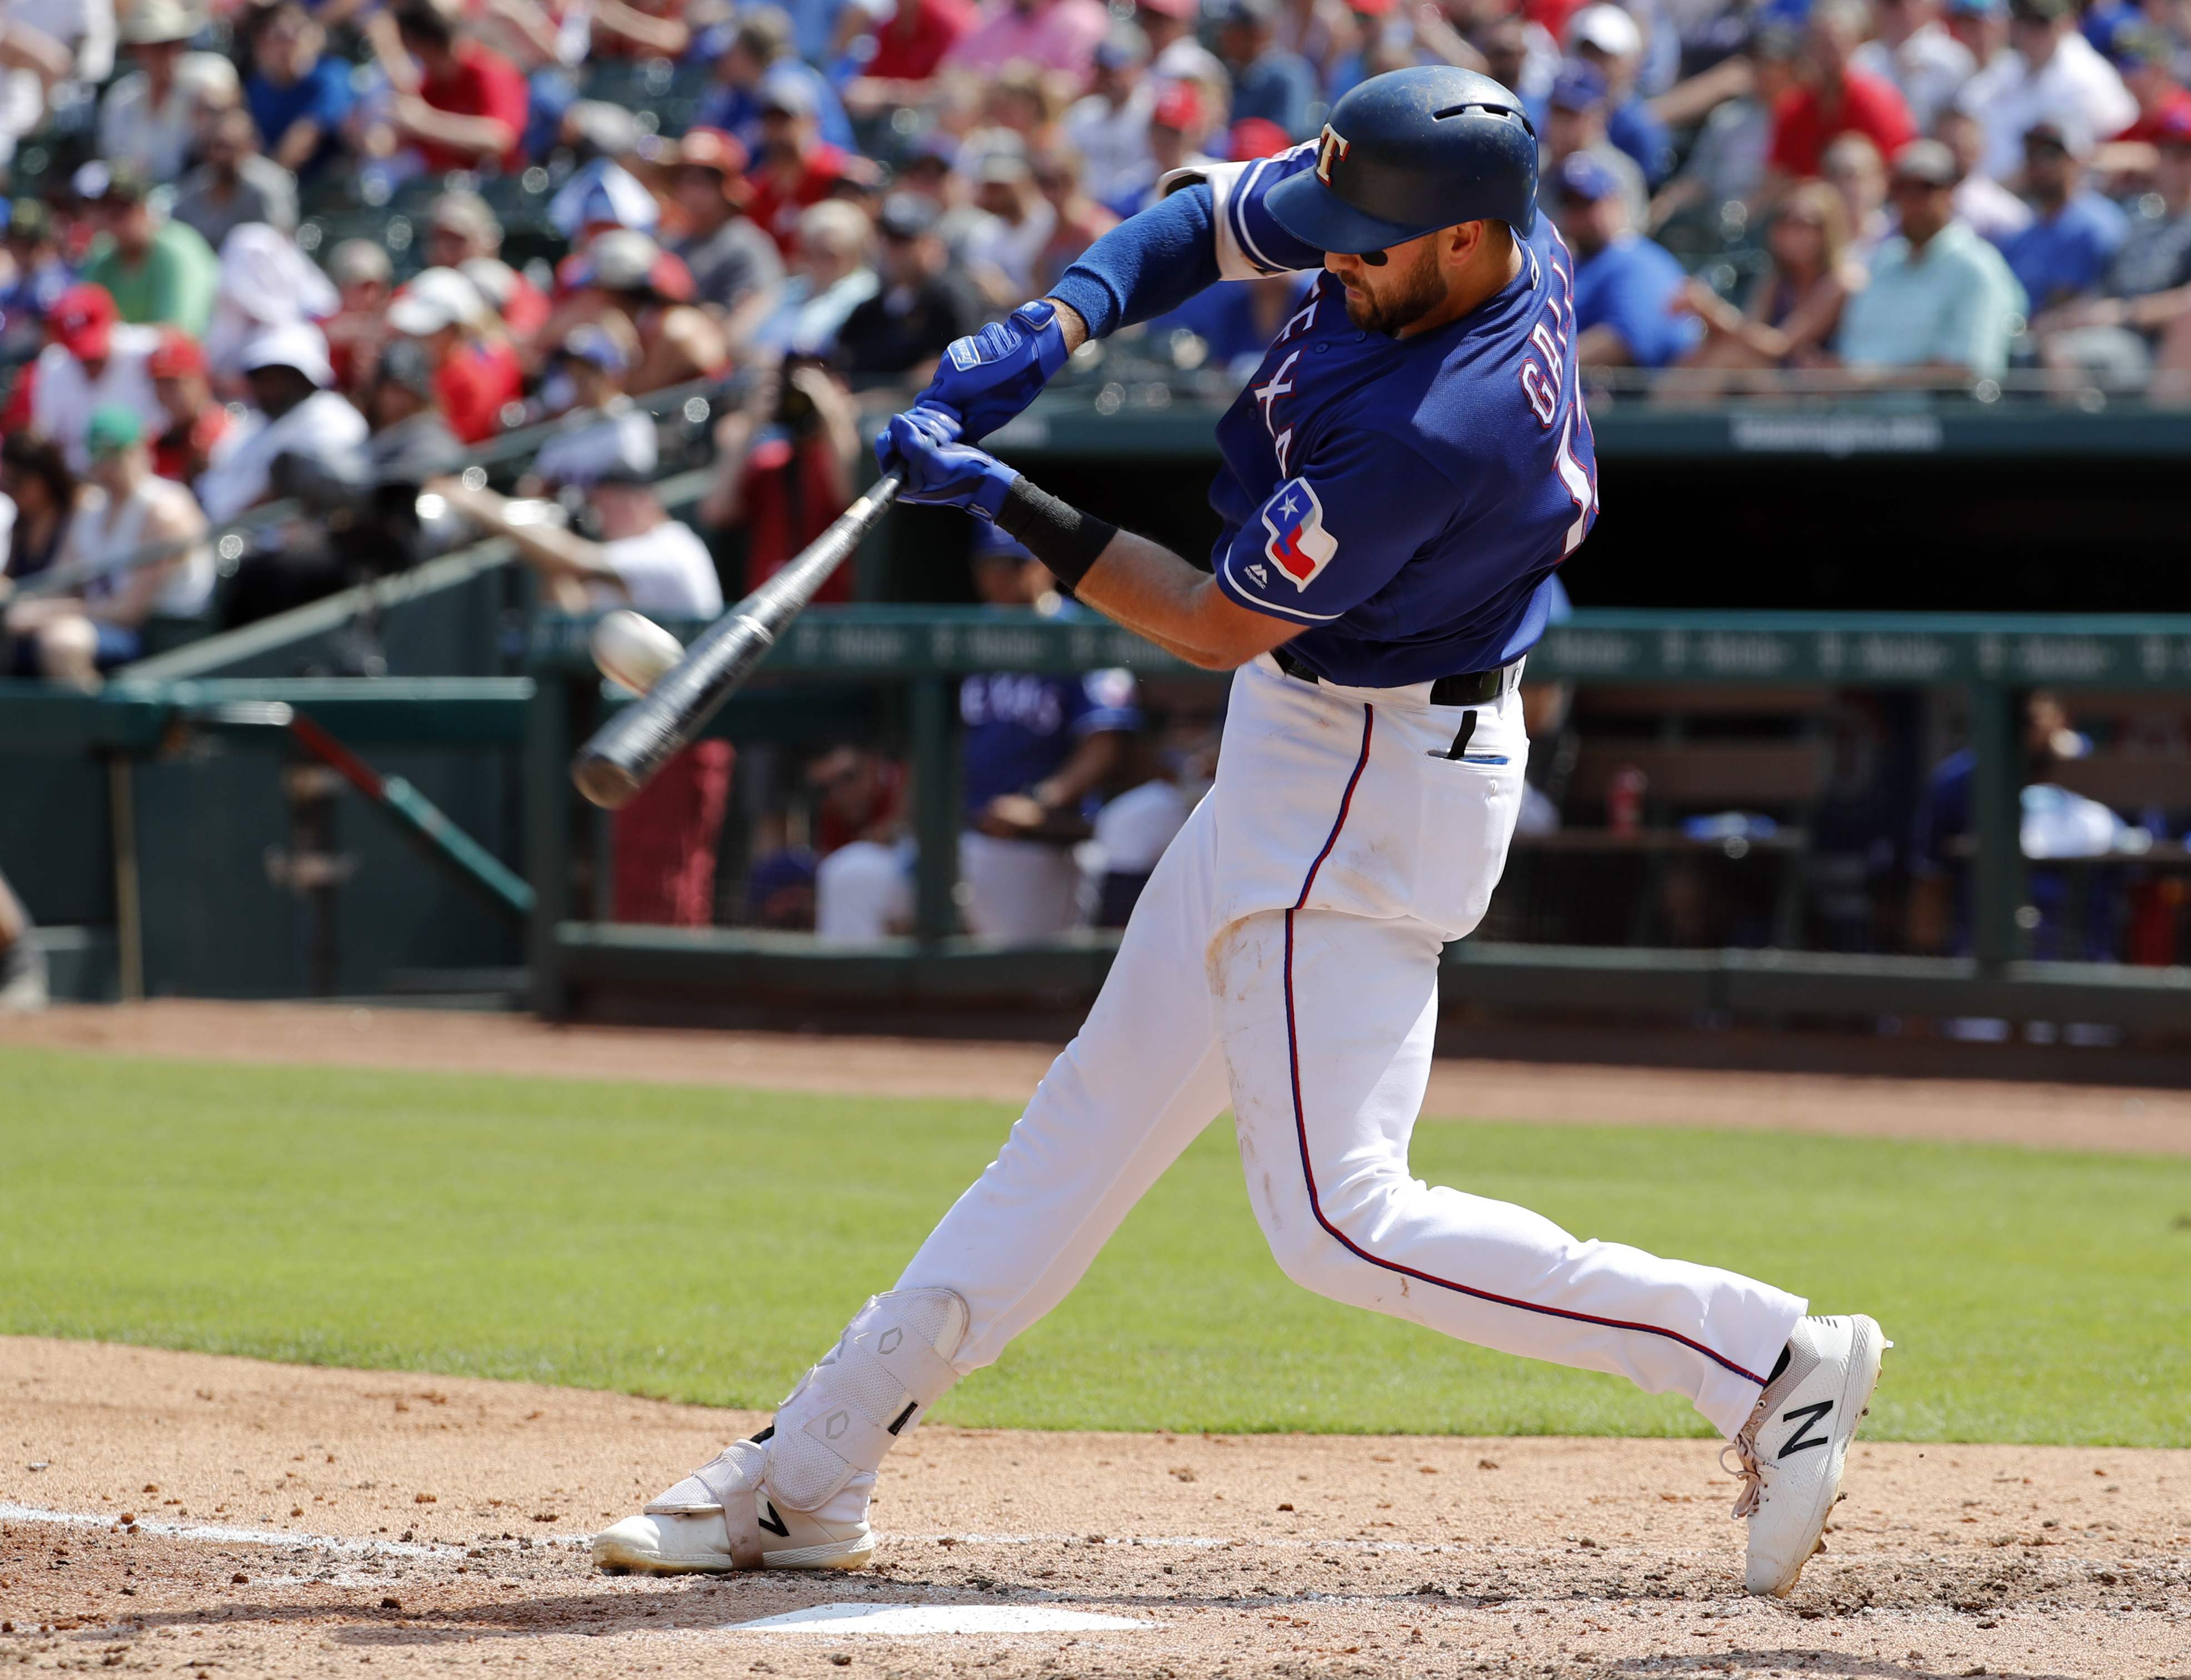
[1156,146,1600,688]
[960,667,1141,815]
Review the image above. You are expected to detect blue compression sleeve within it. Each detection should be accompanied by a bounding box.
[1047,183,1226,340]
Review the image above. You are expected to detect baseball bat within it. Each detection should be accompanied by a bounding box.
[569,469,906,810]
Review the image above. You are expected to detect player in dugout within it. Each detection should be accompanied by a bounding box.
[593,67,1888,1602]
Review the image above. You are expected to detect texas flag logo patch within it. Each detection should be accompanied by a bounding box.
[1259,478,1337,590]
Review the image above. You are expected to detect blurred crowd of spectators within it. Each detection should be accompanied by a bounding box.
[0,0,2187,680]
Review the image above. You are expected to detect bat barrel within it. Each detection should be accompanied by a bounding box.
[570,470,904,810]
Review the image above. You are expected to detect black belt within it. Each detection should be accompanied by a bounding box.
[1271,645,1513,707]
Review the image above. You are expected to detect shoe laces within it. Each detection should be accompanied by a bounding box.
[1722,1409,1766,1520]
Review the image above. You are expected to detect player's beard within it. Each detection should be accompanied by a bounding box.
[1339,240,1447,338]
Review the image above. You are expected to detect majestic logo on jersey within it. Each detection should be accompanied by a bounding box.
[1259,479,1337,590]
[1314,124,1350,185]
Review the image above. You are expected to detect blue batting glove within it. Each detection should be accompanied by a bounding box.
[914,299,1070,443]
[878,403,1019,521]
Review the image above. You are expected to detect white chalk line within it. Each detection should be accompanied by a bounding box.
[2,1501,1699,1568]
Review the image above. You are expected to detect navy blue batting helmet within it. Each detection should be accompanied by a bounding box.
[1265,66,1538,252]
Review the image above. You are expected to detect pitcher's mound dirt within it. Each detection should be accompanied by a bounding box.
[2,1340,2184,1679]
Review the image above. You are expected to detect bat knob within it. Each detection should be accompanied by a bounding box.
[572,751,643,811]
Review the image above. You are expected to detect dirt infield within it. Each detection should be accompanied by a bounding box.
[6,998,2191,1154]
[3,1340,2187,1680]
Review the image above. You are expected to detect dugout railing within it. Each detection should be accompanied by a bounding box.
[524,605,2191,1041]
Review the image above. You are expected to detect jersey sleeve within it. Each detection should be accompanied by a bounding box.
[1047,146,1329,339]
[1213,429,1454,626]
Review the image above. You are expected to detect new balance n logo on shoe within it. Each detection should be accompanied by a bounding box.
[759,1501,790,1538]
[1778,1399,1833,1459]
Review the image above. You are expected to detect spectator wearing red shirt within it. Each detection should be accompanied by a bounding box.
[1769,0,1917,184]
[697,359,861,601]
[146,329,235,485]
[386,0,529,176]
[845,0,978,114]
[745,76,873,256]
[2109,28,2191,145]
[385,267,524,444]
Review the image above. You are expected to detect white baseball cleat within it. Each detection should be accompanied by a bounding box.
[1726,1313,1890,1598]
[591,1434,874,1574]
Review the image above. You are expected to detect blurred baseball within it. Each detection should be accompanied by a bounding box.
[590,609,684,696]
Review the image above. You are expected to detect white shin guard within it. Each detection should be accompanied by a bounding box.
[766,1287,969,1512]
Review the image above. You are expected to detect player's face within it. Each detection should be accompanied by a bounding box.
[1326,234,1447,338]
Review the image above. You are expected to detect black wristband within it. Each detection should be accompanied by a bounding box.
[993,476,1118,589]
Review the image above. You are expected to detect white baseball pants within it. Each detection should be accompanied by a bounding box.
[895,657,1805,1440]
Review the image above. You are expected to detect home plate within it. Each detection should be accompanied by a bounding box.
[725,1603,1155,1635]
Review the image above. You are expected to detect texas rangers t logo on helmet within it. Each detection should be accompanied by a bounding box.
[1315,123,1351,185]
[1260,478,1338,589]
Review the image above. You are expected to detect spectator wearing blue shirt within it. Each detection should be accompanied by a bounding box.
[1567,4,1674,185]
[960,528,1142,942]
[244,2,355,180]
[1137,270,1315,379]
[695,8,856,156]
[1545,59,1650,230]
[1215,0,1320,142]
[1558,152,1704,369]
[1991,119,2126,310]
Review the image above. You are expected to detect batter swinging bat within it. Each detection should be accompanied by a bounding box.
[570,470,905,811]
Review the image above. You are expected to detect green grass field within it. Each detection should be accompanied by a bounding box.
[2,1047,2185,1446]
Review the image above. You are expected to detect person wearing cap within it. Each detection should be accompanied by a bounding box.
[1062,22,1158,205]
[1217,0,1318,142]
[695,7,856,156]
[529,319,659,490]
[1105,76,1218,216]
[1544,59,1649,230]
[1955,0,2135,182]
[1944,0,2011,83]
[14,284,166,475]
[146,328,236,485]
[1991,119,2125,309]
[384,265,523,445]
[835,191,989,376]
[955,526,1141,942]
[96,0,240,182]
[195,321,368,527]
[666,127,786,345]
[0,200,75,365]
[743,68,871,258]
[1554,150,1701,368]
[547,227,734,394]
[1134,0,1230,97]
[6,403,211,688]
[2035,107,2191,389]
[2098,26,2191,177]
[436,459,732,929]
[75,161,220,338]
[424,191,552,346]
[841,0,977,116]
[1851,0,1977,133]
[1837,138,2026,378]
[430,462,723,620]
[945,0,1110,78]
[961,148,1057,303]
[1565,4,1672,186]
[172,106,300,253]
[1764,0,1916,189]
[376,0,529,176]
[244,1,355,179]
[321,239,395,399]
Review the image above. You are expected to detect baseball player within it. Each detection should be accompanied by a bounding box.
[596,67,1888,1600]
